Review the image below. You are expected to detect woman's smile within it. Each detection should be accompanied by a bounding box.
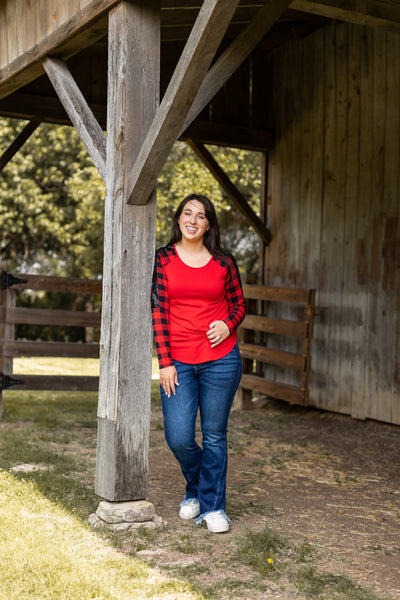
[178,200,210,242]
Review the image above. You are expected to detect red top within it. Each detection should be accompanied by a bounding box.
[151,245,246,368]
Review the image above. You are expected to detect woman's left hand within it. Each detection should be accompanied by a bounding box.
[207,320,230,348]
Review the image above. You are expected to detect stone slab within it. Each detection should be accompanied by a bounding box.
[95,499,156,524]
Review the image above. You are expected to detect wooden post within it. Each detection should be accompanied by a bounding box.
[95,0,160,501]
[0,262,16,417]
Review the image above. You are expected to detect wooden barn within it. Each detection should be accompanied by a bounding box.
[0,0,399,504]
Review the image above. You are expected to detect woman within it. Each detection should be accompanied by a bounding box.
[151,193,245,533]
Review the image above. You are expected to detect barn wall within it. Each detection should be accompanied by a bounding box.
[0,0,109,70]
[265,21,400,425]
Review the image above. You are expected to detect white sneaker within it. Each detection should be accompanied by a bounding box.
[204,511,230,533]
[179,498,200,520]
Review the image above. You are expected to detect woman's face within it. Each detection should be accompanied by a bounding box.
[178,200,210,243]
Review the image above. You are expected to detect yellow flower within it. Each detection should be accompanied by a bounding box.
[267,558,274,564]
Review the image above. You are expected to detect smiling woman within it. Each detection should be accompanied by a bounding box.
[151,193,246,534]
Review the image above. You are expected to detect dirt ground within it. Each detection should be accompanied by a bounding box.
[140,397,400,599]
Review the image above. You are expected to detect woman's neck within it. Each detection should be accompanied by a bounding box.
[175,240,211,267]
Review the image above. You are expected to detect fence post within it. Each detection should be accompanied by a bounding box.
[0,262,16,417]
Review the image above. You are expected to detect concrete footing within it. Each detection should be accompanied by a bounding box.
[88,500,164,531]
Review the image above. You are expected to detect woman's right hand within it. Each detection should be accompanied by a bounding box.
[159,365,179,398]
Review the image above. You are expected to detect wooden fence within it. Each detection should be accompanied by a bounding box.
[237,284,315,409]
[0,267,315,416]
[0,267,101,415]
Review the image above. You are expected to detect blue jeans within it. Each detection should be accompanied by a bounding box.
[160,344,242,517]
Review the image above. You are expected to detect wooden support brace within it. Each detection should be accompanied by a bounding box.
[42,56,107,182]
[291,0,400,33]
[180,0,292,134]
[0,119,41,173]
[126,0,241,205]
[187,139,271,245]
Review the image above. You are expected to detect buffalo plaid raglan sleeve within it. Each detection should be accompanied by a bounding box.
[222,253,246,333]
[151,247,173,369]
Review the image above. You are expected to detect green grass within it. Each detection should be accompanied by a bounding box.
[235,526,389,600]
[295,565,385,600]
[0,358,203,600]
[0,471,201,600]
[0,358,394,600]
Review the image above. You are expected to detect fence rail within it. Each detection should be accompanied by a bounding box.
[0,266,101,415]
[0,266,315,416]
[237,284,315,409]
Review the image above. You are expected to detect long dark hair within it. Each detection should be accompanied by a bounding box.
[168,194,229,260]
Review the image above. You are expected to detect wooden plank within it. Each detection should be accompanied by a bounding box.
[96,0,160,502]
[375,28,398,424]
[1,340,99,359]
[351,25,374,420]
[7,273,102,294]
[393,32,400,426]
[342,24,361,419]
[365,28,387,423]
[180,0,292,134]
[0,3,114,100]
[187,140,271,244]
[316,22,342,414]
[0,119,41,173]
[0,3,8,70]
[0,92,107,129]
[291,0,400,32]
[333,21,349,415]
[42,56,106,181]
[239,342,305,370]
[239,373,306,404]
[4,374,99,391]
[242,284,312,303]
[126,0,241,205]
[0,261,14,416]
[0,307,101,328]
[181,120,273,151]
[161,1,264,7]
[241,314,308,337]
[307,25,324,408]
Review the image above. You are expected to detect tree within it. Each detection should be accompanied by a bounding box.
[0,118,105,278]
[0,119,262,277]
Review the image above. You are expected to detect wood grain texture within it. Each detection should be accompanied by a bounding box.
[264,21,400,424]
[96,0,160,502]
[126,0,241,205]
[42,56,106,181]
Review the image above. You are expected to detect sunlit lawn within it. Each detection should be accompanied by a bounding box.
[0,357,195,600]
[13,356,160,378]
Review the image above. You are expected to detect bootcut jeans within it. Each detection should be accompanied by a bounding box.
[160,343,242,520]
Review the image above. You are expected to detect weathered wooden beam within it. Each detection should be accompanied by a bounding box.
[0,119,41,173]
[180,0,292,134]
[181,119,273,150]
[1,374,99,392]
[187,139,271,245]
[42,56,106,182]
[0,6,113,100]
[1,340,99,359]
[96,0,160,502]
[126,0,241,205]
[290,0,400,32]
[0,92,107,129]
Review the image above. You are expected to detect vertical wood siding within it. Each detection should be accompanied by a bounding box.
[0,0,98,69]
[265,21,400,424]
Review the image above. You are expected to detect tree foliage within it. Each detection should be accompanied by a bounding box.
[0,118,105,278]
[0,118,263,278]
